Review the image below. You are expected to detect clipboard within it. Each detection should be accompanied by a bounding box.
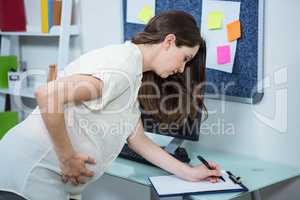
[149,171,248,198]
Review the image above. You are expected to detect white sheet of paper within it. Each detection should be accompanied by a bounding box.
[201,0,241,73]
[149,171,243,196]
[126,0,156,24]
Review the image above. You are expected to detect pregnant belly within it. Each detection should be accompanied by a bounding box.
[73,142,105,178]
[37,147,105,195]
[65,130,105,178]
[23,107,106,177]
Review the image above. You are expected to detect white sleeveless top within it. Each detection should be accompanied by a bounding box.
[0,41,143,200]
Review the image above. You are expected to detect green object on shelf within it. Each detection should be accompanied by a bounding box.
[0,112,19,140]
[0,56,18,88]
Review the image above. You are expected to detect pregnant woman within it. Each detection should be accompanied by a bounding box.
[0,11,221,200]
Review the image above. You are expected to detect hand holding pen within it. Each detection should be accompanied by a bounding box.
[197,155,226,182]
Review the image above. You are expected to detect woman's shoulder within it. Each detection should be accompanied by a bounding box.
[63,41,142,78]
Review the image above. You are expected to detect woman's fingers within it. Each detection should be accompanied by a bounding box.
[205,177,213,181]
[84,156,96,164]
[69,176,79,186]
[61,174,69,183]
[208,161,220,170]
[207,169,221,177]
[206,161,221,178]
[77,176,87,184]
[210,178,219,183]
[81,169,94,177]
[205,177,218,183]
[205,164,221,183]
[60,153,96,185]
[62,174,88,185]
[61,168,94,185]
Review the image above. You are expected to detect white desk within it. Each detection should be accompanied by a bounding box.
[105,148,300,200]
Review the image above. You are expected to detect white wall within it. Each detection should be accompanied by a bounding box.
[20,0,123,69]
[185,0,300,168]
[187,0,300,199]
[11,0,300,199]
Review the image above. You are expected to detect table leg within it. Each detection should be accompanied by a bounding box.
[151,186,160,200]
[150,189,195,200]
[69,194,81,200]
[0,94,5,112]
[183,195,194,200]
[251,190,262,200]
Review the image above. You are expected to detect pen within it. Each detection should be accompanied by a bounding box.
[197,155,225,182]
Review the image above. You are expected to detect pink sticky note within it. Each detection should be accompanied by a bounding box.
[217,45,231,64]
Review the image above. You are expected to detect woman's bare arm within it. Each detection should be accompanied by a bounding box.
[127,119,221,182]
[35,74,102,184]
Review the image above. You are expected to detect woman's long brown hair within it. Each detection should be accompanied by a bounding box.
[132,10,207,129]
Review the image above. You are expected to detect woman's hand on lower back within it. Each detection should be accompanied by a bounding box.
[60,152,96,186]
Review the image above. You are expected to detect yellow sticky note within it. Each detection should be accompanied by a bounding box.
[207,11,223,30]
[137,5,154,24]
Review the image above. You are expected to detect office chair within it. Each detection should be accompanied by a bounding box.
[0,191,27,200]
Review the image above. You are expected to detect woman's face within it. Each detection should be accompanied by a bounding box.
[153,34,199,78]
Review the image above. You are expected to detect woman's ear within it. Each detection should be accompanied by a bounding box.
[162,34,176,50]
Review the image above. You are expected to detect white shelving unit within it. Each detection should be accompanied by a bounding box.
[0,87,35,99]
[0,0,79,100]
[0,26,79,36]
